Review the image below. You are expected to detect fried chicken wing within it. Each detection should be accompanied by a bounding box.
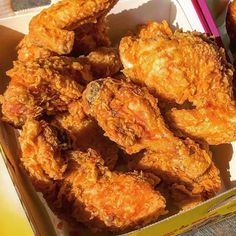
[52,101,119,170]
[227,0,236,46]
[1,56,92,127]
[119,21,236,144]
[19,119,166,233]
[28,0,118,54]
[17,35,56,62]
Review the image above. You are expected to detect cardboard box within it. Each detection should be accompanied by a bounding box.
[0,0,235,235]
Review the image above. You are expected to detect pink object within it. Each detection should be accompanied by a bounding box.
[192,0,220,36]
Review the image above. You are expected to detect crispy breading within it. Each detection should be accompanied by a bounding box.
[73,17,111,56]
[226,0,236,45]
[119,21,236,144]
[80,47,122,78]
[19,119,166,233]
[1,56,92,127]
[17,35,55,62]
[28,0,118,54]
[52,101,119,169]
[82,78,221,206]
[20,119,68,182]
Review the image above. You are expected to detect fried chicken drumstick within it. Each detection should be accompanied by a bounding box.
[119,21,236,145]
[20,119,166,233]
[82,78,221,207]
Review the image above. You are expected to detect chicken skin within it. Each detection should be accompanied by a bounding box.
[119,21,235,145]
[19,119,166,233]
[28,0,118,55]
[82,78,221,205]
[52,101,119,170]
[0,56,92,127]
[17,35,56,62]
[73,17,111,56]
[81,47,122,78]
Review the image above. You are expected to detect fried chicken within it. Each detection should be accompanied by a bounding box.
[80,47,122,78]
[129,147,221,209]
[119,21,236,145]
[73,17,111,56]
[52,101,119,170]
[19,119,166,233]
[28,0,118,54]
[0,56,92,127]
[227,0,236,47]
[17,35,56,62]
[82,78,221,206]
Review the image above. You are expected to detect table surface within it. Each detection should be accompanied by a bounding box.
[0,0,235,236]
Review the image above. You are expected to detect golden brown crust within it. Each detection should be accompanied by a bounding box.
[1,56,92,127]
[119,21,236,144]
[52,101,119,170]
[83,78,221,209]
[19,119,166,232]
[83,47,122,78]
[17,35,56,62]
[73,17,111,56]
[28,0,118,54]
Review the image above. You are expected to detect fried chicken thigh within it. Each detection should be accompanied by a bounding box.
[0,56,92,127]
[19,119,166,233]
[28,0,118,55]
[119,21,236,144]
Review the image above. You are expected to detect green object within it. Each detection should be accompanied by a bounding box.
[11,0,51,11]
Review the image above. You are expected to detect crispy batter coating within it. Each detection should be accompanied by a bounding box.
[58,150,166,232]
[82,78,221,207]
[19,119,166,233]
[28,0,118,54]
[119,21,236,144]
[73,17,111,56]
[129,147,221,207]
[80,47,122,78]
[226,0,236,46]
[20,119,68,182]
[52,101,119,169]
[17,35,56,62]
[1,56,92,127]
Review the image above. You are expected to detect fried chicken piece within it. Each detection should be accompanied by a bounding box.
[1,56,92,127]
[17,17,111,61]
[58,150,166,232]
[82,78,221,206]
[17,35,56,62]
[28,0,118,54]
[73,17,111,56]
[19,119,166,233]
[52,101,119,170]
[119,21,236,144]
[80,47,122,78]
[226,0,236,46]
[129,147,221,209]
[19,119,68,183]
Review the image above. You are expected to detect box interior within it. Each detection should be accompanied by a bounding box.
[0,0,236,235]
